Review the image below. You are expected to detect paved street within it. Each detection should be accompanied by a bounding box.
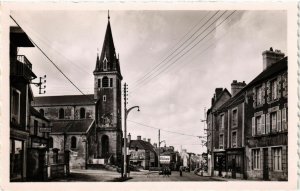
[127,171,224,182]
[49,169,224,182]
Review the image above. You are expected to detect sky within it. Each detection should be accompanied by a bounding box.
[11,10,287,154]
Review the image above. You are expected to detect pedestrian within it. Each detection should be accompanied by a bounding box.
[179,166,183,177]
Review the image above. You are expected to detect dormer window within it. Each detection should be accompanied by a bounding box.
[103,56,108,71]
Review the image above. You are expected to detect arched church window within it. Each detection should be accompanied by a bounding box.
[102,76,109,87]
[39,109,44,116]
[80,108,85,119]
[59,108,65,119]
[71,136,77,149]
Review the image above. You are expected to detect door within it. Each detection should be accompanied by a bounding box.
[232,158,236,179]
[263,148,269,180]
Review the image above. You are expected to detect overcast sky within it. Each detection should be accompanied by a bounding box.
[12,10,287,154]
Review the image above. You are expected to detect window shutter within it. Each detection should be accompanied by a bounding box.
[252,117,255,136]
[277,110,281,132]
[252,88,256,107]
[282,108,287,131]
[266,81,271,103]
[262,83,265,104]
[261,114,265,134]
[266,113,270,134]
[277,76,282,99]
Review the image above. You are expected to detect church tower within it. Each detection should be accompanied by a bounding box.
[93,12,123,165]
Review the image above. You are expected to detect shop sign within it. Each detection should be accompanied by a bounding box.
[39,127,52,133]
[160,156,170,164]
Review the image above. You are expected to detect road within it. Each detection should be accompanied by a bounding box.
[127,171,223,182]
[49,169,224,182]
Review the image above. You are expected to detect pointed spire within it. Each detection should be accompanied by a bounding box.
[108,10,110,21]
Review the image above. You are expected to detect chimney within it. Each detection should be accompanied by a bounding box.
[153,143,157,148]
[143,138,146,142]
[128,133,131,143]
[147,138,151,143]
[137,135,141,140]
[262,47,285,70]
[231,80,246,96]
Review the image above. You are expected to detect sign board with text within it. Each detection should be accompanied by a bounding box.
[39,127,52,133]
[159,156,170,164]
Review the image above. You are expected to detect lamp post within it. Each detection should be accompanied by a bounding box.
[124,105,140,178]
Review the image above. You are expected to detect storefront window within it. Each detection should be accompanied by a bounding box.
[10,139,24,180]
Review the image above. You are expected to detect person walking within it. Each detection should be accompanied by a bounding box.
[179,166,183,177]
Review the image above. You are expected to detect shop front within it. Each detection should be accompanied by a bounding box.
[213,151,226,177]
[226,148,244,179]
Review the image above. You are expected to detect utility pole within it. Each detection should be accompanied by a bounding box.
[123,83,140,178]
[31,75,47,94]
[158,129,160,168]
[123,83,128,178]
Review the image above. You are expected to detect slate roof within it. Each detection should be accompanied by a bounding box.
[30,106,50,122]
[129,140,156,153]
[94,17,122,76]
[51,119,95,134]
[246,57,287,88]
[218,57,287,111]
[32,94,96,106]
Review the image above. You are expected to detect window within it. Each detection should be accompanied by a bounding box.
[71,136,77,149]
[11,88,21,124]
[98,79,101,88]
[256,116,261,135]
[103,57,108,71]
[252,149,260,170]
[232,109,238,127]
[232,131,237,148]
[59,108,65,119]
[282,108,287,131]
[273,147,282,171]
[80,108,85,119]
[277,110,282,132]
[271,79,278,100]
[102,76,109,87]
[219,134,224,149]
[39,109,44,117]
[220,114,224,130]
[110,78,113,87]
[271,112,277,132]
[103,95,106,102]
[49,137,53,148]
[34,120,38,135]
[256,86,263,105]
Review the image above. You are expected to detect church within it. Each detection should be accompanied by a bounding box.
[32,13,123,169]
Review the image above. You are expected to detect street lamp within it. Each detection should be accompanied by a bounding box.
[124,105,140,178]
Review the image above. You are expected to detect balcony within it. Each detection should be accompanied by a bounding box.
[11,55,36,81]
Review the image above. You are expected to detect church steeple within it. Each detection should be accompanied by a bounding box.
[94,12,121,75]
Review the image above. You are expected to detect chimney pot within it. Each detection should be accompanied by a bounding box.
[137,136,141,140]
[143,138,146,141]
[147,138,151,143]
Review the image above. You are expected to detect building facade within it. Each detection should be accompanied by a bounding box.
[128,135,157,170]
[206,48,288,181]
[245,49,288,180]
[10,26,36,181]
[206,88,231,176]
